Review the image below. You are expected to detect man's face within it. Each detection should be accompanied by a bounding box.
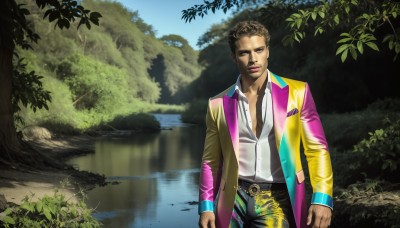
[232,35,269,81]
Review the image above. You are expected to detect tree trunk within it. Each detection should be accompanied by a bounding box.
[0,1,22,167]
[0,45,24,164]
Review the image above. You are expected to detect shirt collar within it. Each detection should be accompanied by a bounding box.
[234,69,271,97]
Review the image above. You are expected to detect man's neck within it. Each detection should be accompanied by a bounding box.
[240,73,268,96]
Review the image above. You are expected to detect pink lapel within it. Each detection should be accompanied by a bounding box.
[271,76,289,150]
[223,88,239,160]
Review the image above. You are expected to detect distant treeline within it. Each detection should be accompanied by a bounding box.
[17,0,200,132]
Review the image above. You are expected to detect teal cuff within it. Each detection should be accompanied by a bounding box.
[311,192,333,210]
[198,200,214,214]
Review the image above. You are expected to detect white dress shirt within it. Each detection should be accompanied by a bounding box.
[235,71,285,183]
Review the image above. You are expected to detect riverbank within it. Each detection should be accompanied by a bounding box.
[0,134,105,210]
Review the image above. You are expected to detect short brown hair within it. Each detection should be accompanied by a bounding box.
[228,21,270,54]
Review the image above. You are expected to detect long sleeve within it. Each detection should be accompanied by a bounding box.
[300,83,333,210]
[198,99,223,214]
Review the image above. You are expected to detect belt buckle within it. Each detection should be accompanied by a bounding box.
[248,183,260,196]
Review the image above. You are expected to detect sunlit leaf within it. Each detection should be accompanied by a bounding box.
[334,14,339,24]
[341,49,348,62]
[337,37,352,43]
[366,42,379,51]
[311,12,317,20]
[1,216,15,225]
[350,47,357,60]
[357,41,364,54]
[336,44,348,55]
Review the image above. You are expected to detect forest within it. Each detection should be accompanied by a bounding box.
[11,0,202,135]
[1,0,399,227]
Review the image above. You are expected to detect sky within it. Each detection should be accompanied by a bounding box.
[115,0,234,49]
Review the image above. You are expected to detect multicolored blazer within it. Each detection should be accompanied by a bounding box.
[198,72,333,228]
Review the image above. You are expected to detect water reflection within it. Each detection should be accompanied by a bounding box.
[68,115,205,227]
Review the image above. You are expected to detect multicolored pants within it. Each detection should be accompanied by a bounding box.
[229,186,295,228]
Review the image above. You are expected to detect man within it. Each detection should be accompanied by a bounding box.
[198,21,333,228]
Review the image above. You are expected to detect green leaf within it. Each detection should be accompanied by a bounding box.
[336,44,348,55]
[389,40,394,50]
[314,28,319,36]
[43,208,52,220]
[296,19,302,29]
[36,201,43,212]
[292,13,301,18]
[341,49,349,62]
[334,14,339,24]
[382,34,392,43]
[340,33,352,38]
[337,37,352,43]
[1,216,15,225]
[345,6,350,14]
[393,11,397,18]
[357,41,364,54]
[297,32,303,39]
[4,208,13,215]
[311,12,317,20]
[318,11,325,19]
[366,42,379,51]
[21,203,34,212]
[350,47,357,60]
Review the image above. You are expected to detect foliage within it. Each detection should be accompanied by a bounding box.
[57,54,131,111]
[284,0,400,61]
[333,180,400,228]
[12,56,51,126]
[181,99,208,124]
[182,0,268,22]
[183,0,400,61]
[0,190,100,228]
[182,1,400,113]
[106,113,161,132]
[7,0,102,121]
[366,97,400,112]
[12,0,200,135]
[321,109,400,151]
[350,118,400,181]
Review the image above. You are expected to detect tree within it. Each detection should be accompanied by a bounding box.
[182,0,400,61]
[0,0,101,168]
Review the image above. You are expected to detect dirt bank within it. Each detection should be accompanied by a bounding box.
[0,134,105,208]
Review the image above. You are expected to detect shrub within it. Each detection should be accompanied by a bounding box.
[181,99,208,124]
[107,113,160,132]
[0,190,100,228]
[350,118,400,181]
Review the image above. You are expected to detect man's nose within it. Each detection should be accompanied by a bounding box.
[249,52,257,63]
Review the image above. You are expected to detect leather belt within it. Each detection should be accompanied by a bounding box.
[238,179,287,196]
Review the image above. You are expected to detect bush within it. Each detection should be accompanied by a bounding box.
[107,113,160,132]
[0,190,100,228]
[181,99,208,124]
[350,118,400,182]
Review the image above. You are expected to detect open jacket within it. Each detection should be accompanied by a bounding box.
[198,72,333,228]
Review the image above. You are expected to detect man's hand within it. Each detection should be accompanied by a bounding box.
[199,211,216,228]
[307,204,332,228]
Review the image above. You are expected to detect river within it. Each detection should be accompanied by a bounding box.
[67,114,205,227]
